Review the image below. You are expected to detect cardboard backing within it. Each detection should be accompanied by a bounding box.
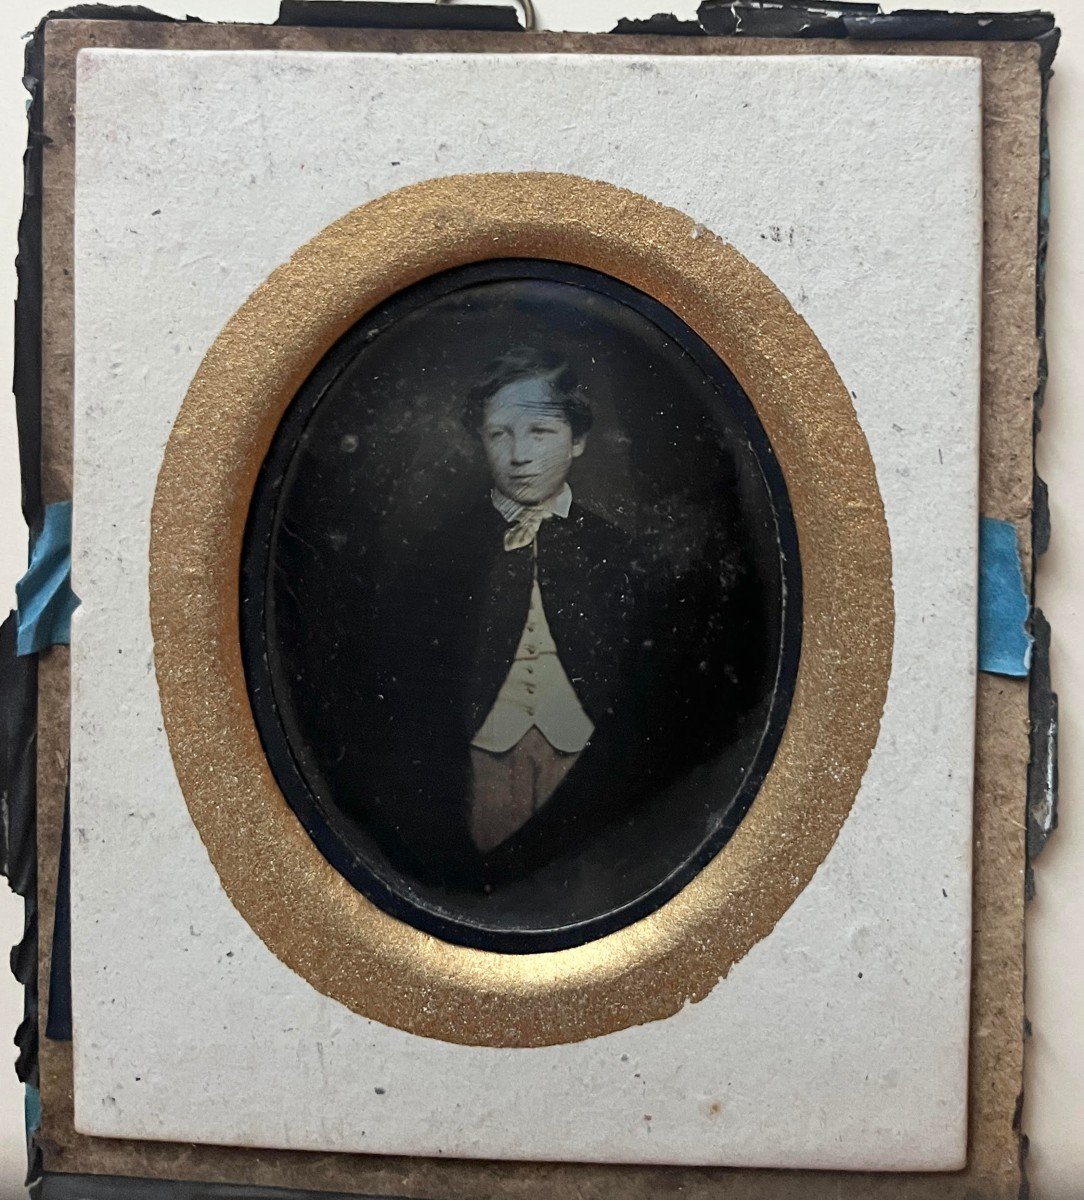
[18,13,1050,1199]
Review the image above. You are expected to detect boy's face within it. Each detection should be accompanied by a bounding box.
[480,376,586,506]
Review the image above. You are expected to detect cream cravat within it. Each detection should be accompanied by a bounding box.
[503,507,552,552]
[491,484,573,551]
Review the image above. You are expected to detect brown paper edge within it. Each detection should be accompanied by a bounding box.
[33,22,1041,1200]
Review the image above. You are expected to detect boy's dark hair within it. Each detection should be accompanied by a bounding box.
[462,348,593,439]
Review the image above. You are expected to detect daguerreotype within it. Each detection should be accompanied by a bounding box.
[243,259,799,948]
[35,10,1048,1186]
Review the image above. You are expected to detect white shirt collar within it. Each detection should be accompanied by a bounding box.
[490,483,573,525]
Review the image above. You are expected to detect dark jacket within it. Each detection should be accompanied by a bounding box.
[332,496,738,887]
[403,498,635,736]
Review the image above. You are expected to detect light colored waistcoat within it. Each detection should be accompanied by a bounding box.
[471,568,594,754]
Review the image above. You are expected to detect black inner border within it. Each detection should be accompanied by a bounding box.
[240,258,802,953]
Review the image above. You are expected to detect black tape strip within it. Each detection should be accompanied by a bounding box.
[0,614,37,895]
[37,1174,397,1199]
[1025,611,1057,902]
[1032,474,1050,559]
[15,30,44,538]
[36,5,199,19]
[1024,26,1058,909]
[44,795,71,1043]
[12,905,38,1088]
[697,1,1058,66]
[275,2,522,30]
[612,14,703,35]
[0,613,39,1089]
[699,0,875,38]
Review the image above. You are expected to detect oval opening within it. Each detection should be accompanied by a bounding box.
[240,259,801,952]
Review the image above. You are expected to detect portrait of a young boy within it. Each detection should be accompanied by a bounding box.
[353,346,738,887]
[249,264,788,932]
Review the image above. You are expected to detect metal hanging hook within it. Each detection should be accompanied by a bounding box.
[435,0,537,32]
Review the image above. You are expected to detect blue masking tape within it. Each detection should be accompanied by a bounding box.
[978,516,1032,677]
[24,1083,40,1137]
[15,500,79,655]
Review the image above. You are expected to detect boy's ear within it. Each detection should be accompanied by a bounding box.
[572,433,588,458]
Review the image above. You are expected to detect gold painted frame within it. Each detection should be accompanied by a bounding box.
[148,172,893,1048]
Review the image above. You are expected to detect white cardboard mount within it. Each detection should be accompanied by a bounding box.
[69,50,983,1169]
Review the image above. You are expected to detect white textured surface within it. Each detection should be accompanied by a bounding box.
[69,49,982,1168]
